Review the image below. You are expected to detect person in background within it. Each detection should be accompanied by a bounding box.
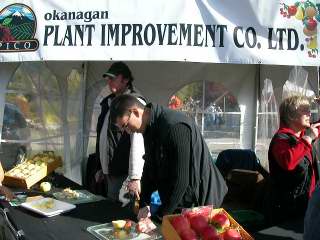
[268,95,320,223]
[304,185,320,240]
[168,95,182,110]
[93,62,146,202]
[110,94,228,222]
[0,162,15,200]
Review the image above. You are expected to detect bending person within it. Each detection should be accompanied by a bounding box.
[110,94,228,220]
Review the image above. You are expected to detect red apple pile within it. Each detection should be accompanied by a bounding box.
[170,210,244,240]
[183,206,213,220]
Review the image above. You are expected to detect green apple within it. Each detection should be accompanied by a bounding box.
[40,182,51,192]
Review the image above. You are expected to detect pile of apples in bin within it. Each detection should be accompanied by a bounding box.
[170,207,242,240]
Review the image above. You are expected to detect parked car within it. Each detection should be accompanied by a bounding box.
[0,103,31,170]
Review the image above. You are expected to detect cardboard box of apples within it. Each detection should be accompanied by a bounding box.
[162,206,253,240]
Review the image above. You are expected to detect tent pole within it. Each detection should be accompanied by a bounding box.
[79,62,88,184]
[252,64,260,152]
[318,66,320,97]
[201,80,205,135]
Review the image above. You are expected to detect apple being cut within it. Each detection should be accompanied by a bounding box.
[223,228,242,240]
[211,212,230,230]
[171,215,190,234]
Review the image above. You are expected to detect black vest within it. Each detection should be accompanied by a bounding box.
[143,103,228,207]
[268,132,313,213]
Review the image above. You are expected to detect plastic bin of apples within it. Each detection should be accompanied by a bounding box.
[161,206,254,240]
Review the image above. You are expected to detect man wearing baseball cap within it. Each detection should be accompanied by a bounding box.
[93,61,146,203]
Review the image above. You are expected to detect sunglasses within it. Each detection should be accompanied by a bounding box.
[119,111,132,132]
[298,107,311,116]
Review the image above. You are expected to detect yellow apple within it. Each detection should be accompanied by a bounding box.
[40,182,51,192]
[112,220,126,229]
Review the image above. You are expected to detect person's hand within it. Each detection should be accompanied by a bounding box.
[310,123,320,138]
[127,179,141,200]
[0,185,15,201]
[137,206,151,220]
[95,170,104,183]
[304,123,320,143]
[136,217,157,233]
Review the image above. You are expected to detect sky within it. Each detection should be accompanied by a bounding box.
[0,4,34,21]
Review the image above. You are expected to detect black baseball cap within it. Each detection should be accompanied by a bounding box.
[102,61,133,81]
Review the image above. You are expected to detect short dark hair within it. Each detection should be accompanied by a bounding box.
[110,94,144,123]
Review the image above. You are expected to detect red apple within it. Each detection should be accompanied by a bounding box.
[288,5,297,16]
[201,225,221,240]
[211,213,230,230]
[307,18,317,31]
[124,220,132,231]
[179,228,197,240]
[189,215,208,234]
[223,228,242,240]
[171,215,190,234]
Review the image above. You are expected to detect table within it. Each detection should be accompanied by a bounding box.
[0,173,136,240]
[253,217,304,240]
[1,173,306,240]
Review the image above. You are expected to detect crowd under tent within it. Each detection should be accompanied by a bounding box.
[0,0,319,184]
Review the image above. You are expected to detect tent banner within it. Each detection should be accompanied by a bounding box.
[0,0,319,66]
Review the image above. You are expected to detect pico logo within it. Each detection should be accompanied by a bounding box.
[0,3,39,52]
[280,0,320,58]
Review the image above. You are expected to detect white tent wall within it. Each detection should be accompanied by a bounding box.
[0,63,19,141]
[66,62,319,183]
[260,65,319,105]
[0,62,318,184]
[45,62,85,181]
[82,61,260,184]
[256,65,319,169]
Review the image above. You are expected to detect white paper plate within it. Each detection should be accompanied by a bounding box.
[21,197,76,217]
[53,190,105,204]
[87,222,162,240]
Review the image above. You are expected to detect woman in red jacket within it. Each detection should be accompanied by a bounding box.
[268,95,320,223]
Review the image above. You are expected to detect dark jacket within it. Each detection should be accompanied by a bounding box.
[268,125,317,219]
[86,87,145,195]
[140,103,227,215]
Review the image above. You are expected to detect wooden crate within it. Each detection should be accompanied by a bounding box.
[3,152,62,189]
[162,208,254,240]
[162,214,181,240]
